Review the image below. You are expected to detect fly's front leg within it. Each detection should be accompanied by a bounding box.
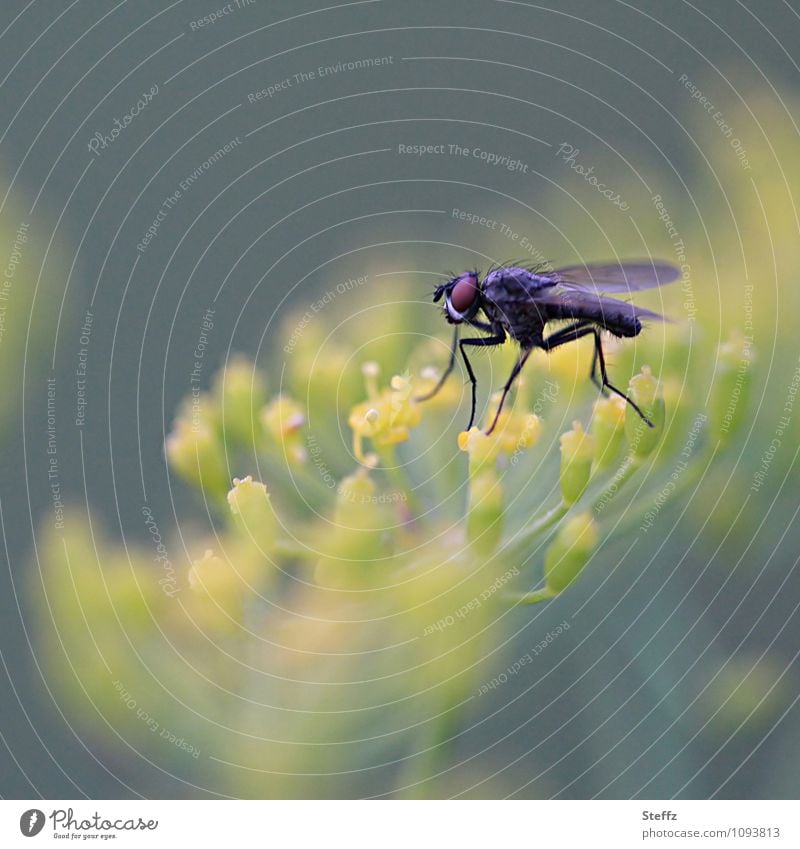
[415,326,459,402]
[485,347,533,435]
[459,333,506,430]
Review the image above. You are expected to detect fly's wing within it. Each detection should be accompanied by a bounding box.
[549,261,680,294]
[532,287,669,327]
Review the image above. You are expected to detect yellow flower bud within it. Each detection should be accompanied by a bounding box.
[212,355,267,447]
[458,426,500,473]
[227,476,279,556]
[544,512,599,594]
[187,548,242,628]
[559,421,595,504]
[165,414,228,495]
[457,399,542,472]
[625,366,666,457]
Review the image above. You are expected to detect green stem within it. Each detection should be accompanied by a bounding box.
[514,587,556,605]
[505,500,569,561]
[377,444,422,516]
[591,451,644,514]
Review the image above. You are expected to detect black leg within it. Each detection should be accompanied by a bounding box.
[459,334,506,430]
[589,341,606,393]
[415,326,459,402]
[542,325,653,428]
[591,329,653,427]
[485,347,533,435]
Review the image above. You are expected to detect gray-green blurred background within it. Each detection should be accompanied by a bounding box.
[2,0,800,798]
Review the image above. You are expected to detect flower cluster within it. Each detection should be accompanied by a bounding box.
[34,276,743,798]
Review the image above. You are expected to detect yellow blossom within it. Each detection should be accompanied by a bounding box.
[348,367,421,465]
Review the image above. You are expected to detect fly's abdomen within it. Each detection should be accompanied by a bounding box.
[544,297,643,337]
[601,309,641,337]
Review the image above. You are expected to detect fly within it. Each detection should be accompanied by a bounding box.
[416,260,681,434]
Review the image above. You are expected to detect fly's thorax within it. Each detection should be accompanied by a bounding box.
[482,274,547,344]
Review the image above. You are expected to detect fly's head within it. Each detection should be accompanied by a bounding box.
[433,271,482,325]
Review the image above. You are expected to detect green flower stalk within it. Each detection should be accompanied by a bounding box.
[710,329,754,442]
[314,469,393,589]
[544,511,599,595]
[213,355,267,447]
[458,395,542,554]
[591,395,627,470]
[559,420,595,504]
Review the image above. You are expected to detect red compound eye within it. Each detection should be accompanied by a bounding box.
[450,275,478,313]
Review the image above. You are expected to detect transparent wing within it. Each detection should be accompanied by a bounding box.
[549,261,680,293]
[532,288,670,323]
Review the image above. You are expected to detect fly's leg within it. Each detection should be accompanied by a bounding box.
[541,322,654,427]
[414,326,459,402]
[589,342,607,394]
[485,347,533,435]
[459,334,506,431]
[591,329,653,427]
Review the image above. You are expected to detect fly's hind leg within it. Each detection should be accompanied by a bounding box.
[591,329,653,428]
[589,340,607,395]
[541,323,654,428]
